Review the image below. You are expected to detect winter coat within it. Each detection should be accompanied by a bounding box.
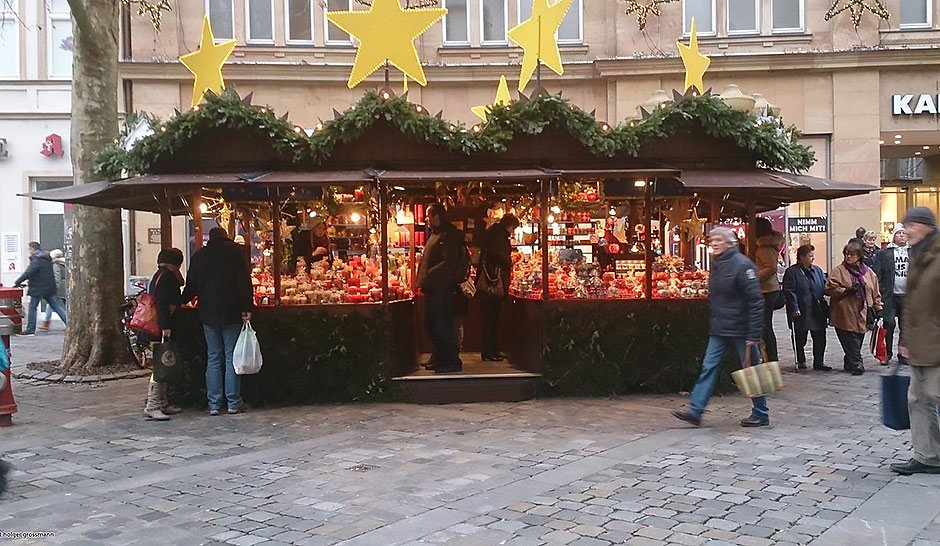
[14,252,56,298]
[874,244,910,316]
[181,237,253,327]
[52,258,67,298]
[754,233,784,293]
[150,266,183,331]
[825,263,883,334]
[708,246,764,340]
[900,228,940,367]
[782,264,828,332]
[479,224,512,299]
[417,223,463,295]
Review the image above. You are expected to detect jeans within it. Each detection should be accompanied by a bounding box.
[204,323,243,410]
[909,365,940,466]
[25,295,67,333]
[884,294,906,364]
[794,327,827,367]
[424,290,459,367]
[762,293,780,361]
[835,328,865,371]
[688,336,769,420]
[44,297,66,321]
[480,295,502,357]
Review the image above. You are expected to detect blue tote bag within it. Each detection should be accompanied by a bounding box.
[881,363,911,431]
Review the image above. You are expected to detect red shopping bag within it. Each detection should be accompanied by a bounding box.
[875,327,888,362]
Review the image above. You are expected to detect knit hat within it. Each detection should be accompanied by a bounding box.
[49,249,64,259]
[892,224,906,238]
[902,206,937,227]
[157,248,184,266]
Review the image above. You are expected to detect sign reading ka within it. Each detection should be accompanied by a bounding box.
[893,94,940,115]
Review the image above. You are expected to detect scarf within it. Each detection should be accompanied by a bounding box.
[845,261,869,311]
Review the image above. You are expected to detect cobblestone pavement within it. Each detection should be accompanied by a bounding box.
[2,319,939,546]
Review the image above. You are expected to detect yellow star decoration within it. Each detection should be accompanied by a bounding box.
[179,15,237,108]
[507,0,575,93]
[676,17,710,95]
[327,0,447,89]
[471,75,512,122]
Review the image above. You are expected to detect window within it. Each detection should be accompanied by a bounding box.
[772,0,802,33]
[48,2,72,79]
[325,0,352,44]
[246,0,274,43]
[901,0,930,28]
[444,0,469,44]
[285,0,313,42]
[481,0,507,44]
[727,0,758,34]
[0,15,17,79]
[518,0,582,43]
[683,0,715,35]
[207,0,235,40]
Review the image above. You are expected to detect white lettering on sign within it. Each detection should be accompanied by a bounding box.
[892,94,940,115]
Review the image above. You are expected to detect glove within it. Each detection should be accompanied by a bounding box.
[843,286,858,296]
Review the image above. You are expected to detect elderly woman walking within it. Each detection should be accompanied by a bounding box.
[825,242,883,375]
[783,244,831,371]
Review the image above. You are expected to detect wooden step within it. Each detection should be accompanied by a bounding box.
[393,355,541,404]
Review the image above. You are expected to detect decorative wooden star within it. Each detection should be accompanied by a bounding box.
[471,75,512,122]
[824,0,889,30]
[507,0,575,92]
[676,17,710,95]
[179,15,237,107]
[622,0,676,31]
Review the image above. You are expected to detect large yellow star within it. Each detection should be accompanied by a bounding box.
[327,0,447,89]
[179,15,237,108]
[471,75,512,122]
[507,0,574,93]
[676,17,710,94]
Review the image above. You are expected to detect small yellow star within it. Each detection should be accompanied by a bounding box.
[507,0,574,93]
[471,75,512,122]
[676,17,710,94]
[327,0,447,88]
[179,15,237,108]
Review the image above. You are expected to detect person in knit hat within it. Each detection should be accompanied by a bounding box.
[142,248,185,421]
[892,207,940,475]
[874,224,910,365]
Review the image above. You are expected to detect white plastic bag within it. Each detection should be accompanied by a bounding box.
[233,321,263,375]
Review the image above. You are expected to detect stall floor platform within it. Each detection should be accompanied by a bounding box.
[393,354,541,404]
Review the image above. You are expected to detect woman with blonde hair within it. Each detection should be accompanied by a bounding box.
[862,230,879,268]
[825,242,882,375]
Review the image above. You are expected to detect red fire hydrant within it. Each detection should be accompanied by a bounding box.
[0,285,22,427]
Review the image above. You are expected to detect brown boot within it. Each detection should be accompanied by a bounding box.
[158,383,182,415]
[144,380,169,421]
[37,321,50,332]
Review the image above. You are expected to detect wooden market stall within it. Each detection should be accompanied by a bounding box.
[24,90,877,405]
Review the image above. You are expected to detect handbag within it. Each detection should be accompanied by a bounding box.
[731,342,784,398]
[152,336,181,383]
[129,270,165,338]
[881,362,911,430]
[476,265,505,298]
[869,318,884,356]
[875,326,888,363]
[770,291,786,311]
[459,276,477,298]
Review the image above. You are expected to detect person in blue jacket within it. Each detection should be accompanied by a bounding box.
[673,226,770,427]
[783,244,831,371]
[14,242,67,336]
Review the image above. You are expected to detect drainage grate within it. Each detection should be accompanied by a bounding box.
[349,464,377,472]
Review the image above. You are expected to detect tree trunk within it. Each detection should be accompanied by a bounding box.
[60,0,132,371]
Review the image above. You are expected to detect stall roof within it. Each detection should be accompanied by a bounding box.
[678,170,878,202]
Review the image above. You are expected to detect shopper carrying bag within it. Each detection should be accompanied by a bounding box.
[233,321,263,375]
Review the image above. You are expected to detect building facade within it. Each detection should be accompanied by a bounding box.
[119,0,940,273]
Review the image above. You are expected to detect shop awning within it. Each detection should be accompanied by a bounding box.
[678,170,878,202]
[372,169,549,182]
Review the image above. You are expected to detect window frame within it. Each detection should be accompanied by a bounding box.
[324,0,354,46]
[47,4,72,80]
[443,0,471,46]
[682,0,717,36]
[480,0,509,45]
[205,0,236,41]
[284,0,315,44]
[726,0,759,35]
[770,0,804,34]
[245,0,276,44]
[900,0,932,29]
[516,0,583,44]
[0,12,19,80]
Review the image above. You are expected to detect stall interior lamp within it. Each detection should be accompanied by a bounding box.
[550,205,561,214]
[609,207,617,216]
[350,212,362,224]
[199,202,209,214]
[547,214,555,224]
[634,179,647,187]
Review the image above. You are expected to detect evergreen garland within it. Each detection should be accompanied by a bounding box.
[96,88,814,180]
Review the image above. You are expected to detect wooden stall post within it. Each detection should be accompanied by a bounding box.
[160,202,173,250]
[240,208,252,266]
[710,193,721,230]
[540,178,550,302]
[378,179,390,305]
[644,181,654,299]
[192,190,204,249]
[271,200,282,307]
[746,195,757,258]
[226,208,236,238]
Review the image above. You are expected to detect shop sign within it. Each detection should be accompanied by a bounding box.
[788,216,828,233]
[41,134,64,157]
[0,138,8,158]
[892,94,940,115]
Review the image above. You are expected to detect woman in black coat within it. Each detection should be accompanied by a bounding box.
[783,244,831,371]
[142,248,185,421]
[478,215,519,361]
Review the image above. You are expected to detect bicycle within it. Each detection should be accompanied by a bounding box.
[120,293,152,368]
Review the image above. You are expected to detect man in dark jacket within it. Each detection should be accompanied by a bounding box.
[479,214,519,361]
[673,227,770,427]
[14,242,67,336]
[181,228,253,415]
[417,204,463,373]
[874,224,909,365]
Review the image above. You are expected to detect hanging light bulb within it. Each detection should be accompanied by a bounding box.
[350,212,362,224]
[609,207,617,216]
[547,214,555,224]
[550,205,561,214]
[199,203,209,214]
